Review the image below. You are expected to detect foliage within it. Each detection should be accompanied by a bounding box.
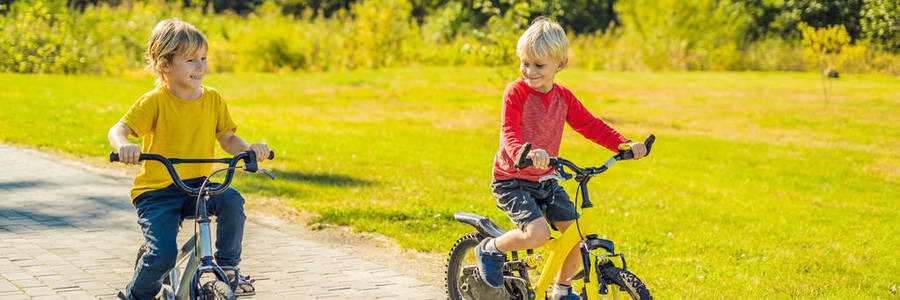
[799,22,852,70]
[860,0,899,52]
[347,0,419,69]
[611,0,753,70]
[1,0,87,73]
[1,0,898,75]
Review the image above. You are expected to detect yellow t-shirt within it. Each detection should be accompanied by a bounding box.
[121,85,237,200]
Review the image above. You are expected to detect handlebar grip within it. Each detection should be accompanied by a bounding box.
[268,151,275,160]
[514,144,560,168]
[514,143,532,169]
[515,157,559,169]
[618,134,656,160]
[110,152,153,163]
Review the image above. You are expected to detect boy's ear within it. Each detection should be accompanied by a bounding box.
[158,58,170,73]
[558,58,568,71]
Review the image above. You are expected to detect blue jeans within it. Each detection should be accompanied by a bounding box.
[125,177,245,300]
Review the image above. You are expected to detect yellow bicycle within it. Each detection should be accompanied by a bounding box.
[446,135,655,300]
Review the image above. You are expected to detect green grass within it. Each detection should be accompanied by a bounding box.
[2,68,898,298]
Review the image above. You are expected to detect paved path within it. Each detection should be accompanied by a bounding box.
[0,145,444,299]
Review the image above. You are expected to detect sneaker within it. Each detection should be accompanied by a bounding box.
[549,285,582,300]
[475,238,506,289]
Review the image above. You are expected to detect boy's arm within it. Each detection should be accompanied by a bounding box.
[217,130,269,162]
[564,94,630,152]
[108,122,141,164]
[499,88,552,168]
[499,88,528,159]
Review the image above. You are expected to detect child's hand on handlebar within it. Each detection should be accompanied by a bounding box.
[118,144,141,164]
[250,143,270,162]
[627,142,647,160]
[526,148,551,169]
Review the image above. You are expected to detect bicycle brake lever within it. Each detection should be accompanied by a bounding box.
[540,174,567,182]
[258,169,276,180]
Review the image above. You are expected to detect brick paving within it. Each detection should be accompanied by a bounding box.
[0,144,443,299]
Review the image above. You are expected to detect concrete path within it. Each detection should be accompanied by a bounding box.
[0,144,444,299]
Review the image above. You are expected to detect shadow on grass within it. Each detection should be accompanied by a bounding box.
[234,170,377,199]
[272,170,375,187]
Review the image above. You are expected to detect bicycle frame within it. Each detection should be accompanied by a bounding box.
[531,180,604,299]
[173,190,233,300]
[511,135,654,299]
[534,184,599,299]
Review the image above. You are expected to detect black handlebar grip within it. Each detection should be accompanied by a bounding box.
[514,143,533,169]
[268,151,275,160]
[644,134,655,156]
[109,152,119,162]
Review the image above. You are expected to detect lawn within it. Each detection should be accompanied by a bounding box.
[3,67,898,297]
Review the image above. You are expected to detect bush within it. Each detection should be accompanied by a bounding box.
[1,1,90,73]
[1,0,897,75]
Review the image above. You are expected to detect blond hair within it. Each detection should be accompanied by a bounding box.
[516,18,568,63]
[145,19,207,87]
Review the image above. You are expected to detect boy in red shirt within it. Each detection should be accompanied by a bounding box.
[477,18,648,300]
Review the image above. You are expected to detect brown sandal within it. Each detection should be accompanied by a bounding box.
[225,271,256,296]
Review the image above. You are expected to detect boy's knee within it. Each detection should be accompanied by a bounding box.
[554,220,574,232]
[218,188,245,209]
[522,220,551,246]
[146,246,178,272]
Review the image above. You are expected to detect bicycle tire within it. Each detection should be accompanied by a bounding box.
[200,280,236,300]
[445,232,484,300]
[599,266,652,300]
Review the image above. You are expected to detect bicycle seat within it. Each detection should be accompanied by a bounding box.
[453,212,506,238]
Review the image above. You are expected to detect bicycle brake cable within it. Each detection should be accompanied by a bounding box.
[574,180,607,259]
[574,183,588,252]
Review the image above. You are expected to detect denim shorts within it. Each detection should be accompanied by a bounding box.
[491,178,579,230]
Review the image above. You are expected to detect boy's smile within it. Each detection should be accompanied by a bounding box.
[164,46,209,100]
[519,55,566,93]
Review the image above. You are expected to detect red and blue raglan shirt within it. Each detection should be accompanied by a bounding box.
[492,78,629,181]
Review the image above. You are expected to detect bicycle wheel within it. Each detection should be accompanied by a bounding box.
[445,232,484,300]
[599,266,652,300]
[200,280,236,300]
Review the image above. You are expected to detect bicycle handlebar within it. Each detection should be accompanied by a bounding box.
[514,135,654,209]
[109,150,275,196]
[515,134,655,177]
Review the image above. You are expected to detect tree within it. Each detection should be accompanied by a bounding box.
[860,0,899,52]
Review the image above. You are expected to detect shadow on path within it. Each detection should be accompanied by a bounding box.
[0,194,133,232]
[0,180,54,190]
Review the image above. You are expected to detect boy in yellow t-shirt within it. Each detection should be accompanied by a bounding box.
[108,19,267,300]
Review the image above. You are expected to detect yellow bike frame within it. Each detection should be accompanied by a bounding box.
[531,204,602,299]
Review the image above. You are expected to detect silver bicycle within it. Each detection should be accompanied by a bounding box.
[111,150,275,300]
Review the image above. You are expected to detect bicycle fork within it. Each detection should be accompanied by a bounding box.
[176,193,229,300]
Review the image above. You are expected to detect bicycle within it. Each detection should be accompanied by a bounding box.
[110,150,275,300]
[446,135,655,300]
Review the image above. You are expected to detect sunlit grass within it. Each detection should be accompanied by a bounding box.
[3,67,898,297]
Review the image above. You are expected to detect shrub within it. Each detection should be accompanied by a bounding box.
[1,0,897,75]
